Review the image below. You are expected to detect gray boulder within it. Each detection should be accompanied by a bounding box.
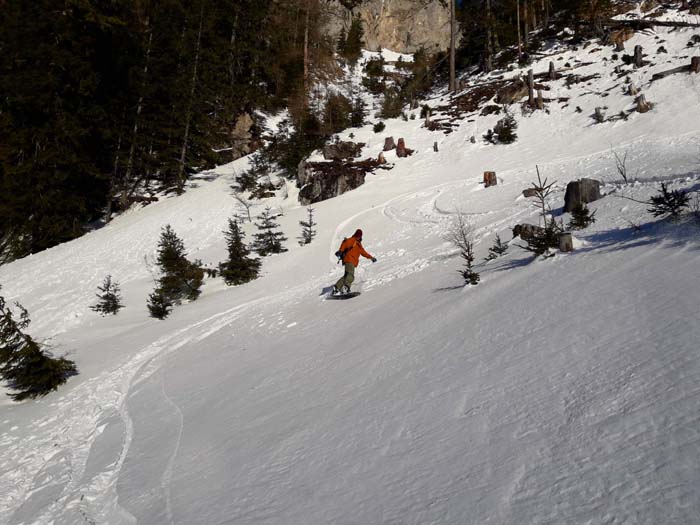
[322,141,365,161]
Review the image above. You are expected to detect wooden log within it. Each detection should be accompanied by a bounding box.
[692,57,700,74]
[483,171,497,188]
[651,64,691,81]
[634,45,643,67]
[528,69,535,106]
[558,232,573,253]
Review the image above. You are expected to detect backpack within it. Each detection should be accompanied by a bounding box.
[334,237,356,263]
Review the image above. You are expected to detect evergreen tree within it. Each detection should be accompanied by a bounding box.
[0,286,77,401]
[350,96,367,127]
[298,208,317,245]
[148,225,204,318]
[252,207,288,256]
[341,16,365,65]
[568,202,597,230]
[648,183,689,219]
[484,234,509,261]
[219,218,261,285]
[91,275,124,315]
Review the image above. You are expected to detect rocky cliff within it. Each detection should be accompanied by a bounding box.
[323,0,451,54]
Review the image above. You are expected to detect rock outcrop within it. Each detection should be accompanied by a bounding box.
[322,141,365,161]
[297,158,389,205]
[323,0,451,54]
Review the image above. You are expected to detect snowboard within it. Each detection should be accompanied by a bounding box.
[327,291,361,300]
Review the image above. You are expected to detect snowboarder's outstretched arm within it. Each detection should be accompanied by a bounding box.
[358,242,376,262]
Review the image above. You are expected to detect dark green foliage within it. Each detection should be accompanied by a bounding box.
[323,94,354,135]
[0,1,336,262]
[484,112,518,144]
[91,275,124,316]
[350,97,367,127]
[147,290,172,320]
[373,122,386,133]
[220,218,260,285]
[380,88,404,119]
[522,219,563,257]
[420,104,431,119]
[568,202,597,230]
[261,115,327,178]
[340,16,364,65]
[298,208,317,245]
[648,183,690,219]
[148,225,203,318]
[484,234,509,261]
[252,207,288,256]
[0,287,77,401]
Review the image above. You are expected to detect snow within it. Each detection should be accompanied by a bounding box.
[2,13,700,525]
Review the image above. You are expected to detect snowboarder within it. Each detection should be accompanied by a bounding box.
[333,229,376,295]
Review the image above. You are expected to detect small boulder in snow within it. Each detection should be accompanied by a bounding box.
[564,178,602,213]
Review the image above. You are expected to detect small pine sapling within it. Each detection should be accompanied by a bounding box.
[298,208,317,246]
[648,183,689,219]
[252,207,288,256]
[484,111,518,144]
[91,275,123,315]
[484,234,509,261]
[445,212,480,285]
[520,167,562,257]
[147,290,172,320]
[219,217,261,286]
[0,286,77,401]
[568,202,597,230]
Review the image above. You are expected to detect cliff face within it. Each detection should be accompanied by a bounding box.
[324,0,451,54]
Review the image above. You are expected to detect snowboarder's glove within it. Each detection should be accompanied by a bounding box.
[371,257,377,263]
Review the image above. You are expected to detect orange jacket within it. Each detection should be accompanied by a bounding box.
[338,237,373,267]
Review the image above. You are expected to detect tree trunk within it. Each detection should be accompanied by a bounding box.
[120,27,152,211]
[177,4,205,194]
[449,0,456,92]
[634,45,643,67]
[692,56,700,74]
[528,69,535,106]
[516,0,522,60]
[484,0,494,72]
[303,0,311,102]
[523,0,529,48]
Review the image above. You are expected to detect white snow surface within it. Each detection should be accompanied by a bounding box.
[2,20,700,525]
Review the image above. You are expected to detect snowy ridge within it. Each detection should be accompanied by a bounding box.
[1,10,700,525]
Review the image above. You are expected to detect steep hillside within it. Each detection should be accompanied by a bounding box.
[1,5,700,524]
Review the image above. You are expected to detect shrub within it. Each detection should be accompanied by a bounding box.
[484,112,518,144]
[484,234,509,261]
[373,121,386,133]
[648,183,689,219]
[380,88,404,119]
[91,275,123,315]
[568,202,597,230]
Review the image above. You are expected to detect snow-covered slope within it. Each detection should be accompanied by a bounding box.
[1,16,700,525]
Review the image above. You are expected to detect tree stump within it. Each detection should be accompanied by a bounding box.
[383,136,396,151]
[536,90,544,110]
[377,152,386,164]
[549,61,557,80]
[692,56,700,73]
[615,39,625,52]
[522,188,538,198]
[483,171,497,187]
[636,94,652,113]
[396,138,413,158]
[469,135,476,144]
[594,107,605,123]
[628,83,639,96]
[558,232,574,253]
[634,45,643,67]
[564,178,602,212]
[433,141,439,152]
[528,69,535,107]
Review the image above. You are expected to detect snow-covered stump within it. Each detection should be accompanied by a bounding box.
[692,56,700,73]
[383,136,396,151]
[634,45,644,67]
[559,232,574,252]
[483,171,497,187]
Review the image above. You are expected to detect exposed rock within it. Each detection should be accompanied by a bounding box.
[512,223,546,241]
[495,79,528,104]
[231,112,255,159]
[323,0,451,54]
[322,141,365,161]
[297,158,389,205]
[383,136,396,151]
[564,178,602,213]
